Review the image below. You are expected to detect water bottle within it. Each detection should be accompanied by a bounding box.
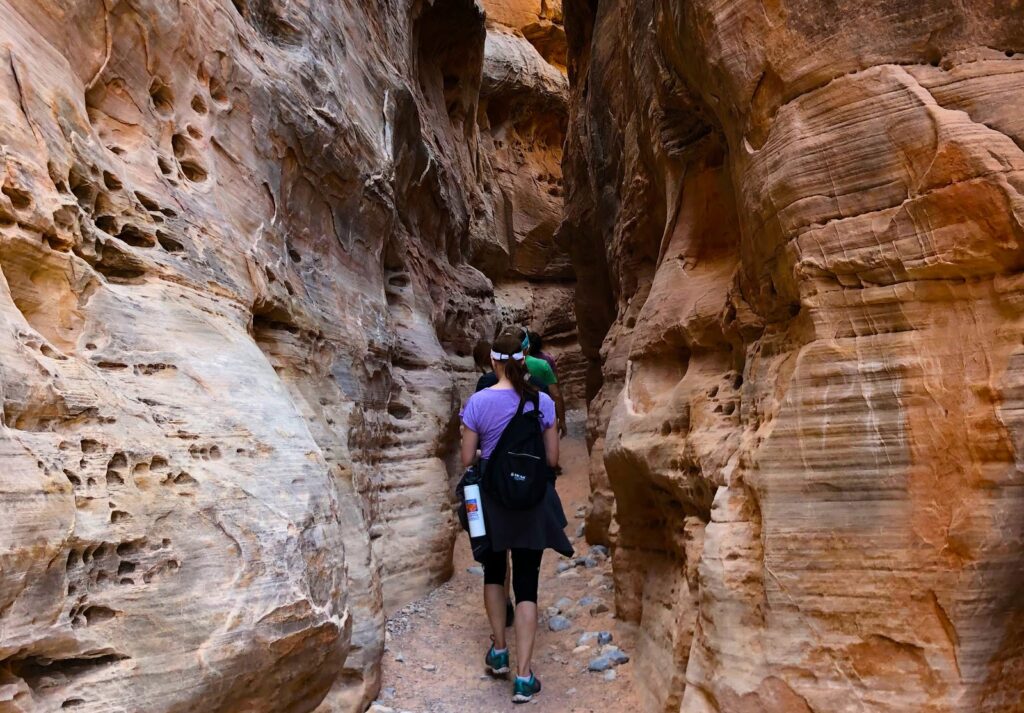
[463,483,486,537]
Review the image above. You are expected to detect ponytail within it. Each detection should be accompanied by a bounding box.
[504,357,536,397]
[491,332,537,398]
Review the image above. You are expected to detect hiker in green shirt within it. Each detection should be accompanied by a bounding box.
[520,330,566,437]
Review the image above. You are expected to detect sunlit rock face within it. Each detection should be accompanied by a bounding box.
[562,1,1024,711]
[0,1,503,711]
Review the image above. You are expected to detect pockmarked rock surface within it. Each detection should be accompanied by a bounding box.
[561,1,1024,712]
[0,0,569,711]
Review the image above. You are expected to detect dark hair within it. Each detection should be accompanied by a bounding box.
[528,331,543,353]
[492,332,536,397]
[472,339,492,371]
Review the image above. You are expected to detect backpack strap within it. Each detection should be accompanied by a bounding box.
[514,390,541,419]
[514,393,528,418]
[528,390,540,418]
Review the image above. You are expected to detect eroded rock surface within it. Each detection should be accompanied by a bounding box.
[562,1,1024,712]
[478,0,587,404]
[0,1,537,711]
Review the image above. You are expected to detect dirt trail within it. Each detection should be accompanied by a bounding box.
[373,414,639,713]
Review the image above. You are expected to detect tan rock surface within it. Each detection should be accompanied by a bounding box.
[563,1,1024,712]
[479,1,585,403]
[0,1,520,711]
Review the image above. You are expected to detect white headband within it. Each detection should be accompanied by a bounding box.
[491,350,524,361]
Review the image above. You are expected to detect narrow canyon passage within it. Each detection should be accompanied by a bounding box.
[4,1,1024,713]
[372,412,639,713]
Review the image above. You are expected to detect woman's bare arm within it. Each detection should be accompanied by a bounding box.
[461,426,480,468]
[543,425,559,468]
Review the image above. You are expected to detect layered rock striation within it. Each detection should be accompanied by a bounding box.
[477,0,587,404]
[562,1,1024,712]
[0,0,568,710]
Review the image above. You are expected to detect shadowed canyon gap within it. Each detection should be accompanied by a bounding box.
[1,1,1023,713]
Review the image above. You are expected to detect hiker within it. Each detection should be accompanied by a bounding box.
[527,331,558,379]
[477,333,551,395]
[519,329,566,437]
[459,331,573,703]
[472,339,498,392]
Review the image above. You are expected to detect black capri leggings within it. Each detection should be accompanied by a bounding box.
[482,548,544,603]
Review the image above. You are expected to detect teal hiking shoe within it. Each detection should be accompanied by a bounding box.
[512,672,541,703]
[485,642,510,675]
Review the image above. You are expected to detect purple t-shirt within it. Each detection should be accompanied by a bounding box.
[461,387,556,458]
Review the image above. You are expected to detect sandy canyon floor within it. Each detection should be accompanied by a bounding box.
[373,417,640,712]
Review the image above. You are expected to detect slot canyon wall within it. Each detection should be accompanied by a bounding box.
[0,1,576,712]
[561,1,1024,712]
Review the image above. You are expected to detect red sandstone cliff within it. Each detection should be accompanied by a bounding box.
[0,1,577,711]
[561,2,1024,711]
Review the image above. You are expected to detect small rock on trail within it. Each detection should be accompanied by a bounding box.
[377,425,638,711]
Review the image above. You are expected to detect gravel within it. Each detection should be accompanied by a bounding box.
[548,615,572,632]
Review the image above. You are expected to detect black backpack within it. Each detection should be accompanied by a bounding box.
[483,391,548,510]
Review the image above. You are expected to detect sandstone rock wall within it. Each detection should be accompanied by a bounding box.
[477,0,587,404]
[562,1,1024,711]
[0,1,529,711]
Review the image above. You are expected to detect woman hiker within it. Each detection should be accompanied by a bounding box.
[459,331,573,703]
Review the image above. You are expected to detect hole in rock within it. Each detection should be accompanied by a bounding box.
[388,401,412,420]
[251,300,300,334]
[82,605,117,625]
[102,171,122,191]
[179,160,208,183]
[209,76,228,104]
[115,224,156,248]
[171,134,189,158]
[191,95,208,114]
[94,215,116,234]
[96,361,128,370]
[69,171,96,208]
[156,230,185,252]
[149,79,174,116]
[110,510,131,523]
[134,192,160,211]
[2,184,31,209]
[81,438,102,453]
[92,245,147,283]
[7,653,128,691]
